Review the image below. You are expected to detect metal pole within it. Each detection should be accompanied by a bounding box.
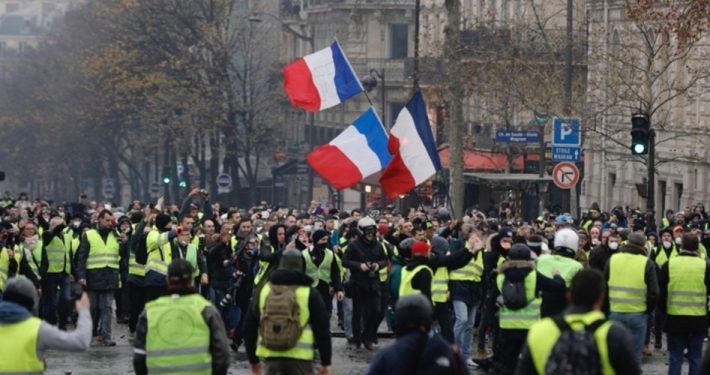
[381,69,386,128]
[307,27,315,206]
[413,0,420,91]
[647,128,656,227]
[565,0,577,218]
[539,122,545,215]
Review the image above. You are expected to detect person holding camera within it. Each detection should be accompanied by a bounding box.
[75,209,128,346]
[0,278,92,373]
[226,235,260,351]
[343,217,388,350]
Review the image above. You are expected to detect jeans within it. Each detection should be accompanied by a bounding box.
[609,311,647,365]
[667,332,704,375]
[88,290,114,340]
[453,299,477,360]
[343,297,353,338]
[40,273,70,327]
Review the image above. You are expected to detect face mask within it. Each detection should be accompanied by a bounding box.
[675,237,683,245]
[663,241,672,249]
[608,242,619,250]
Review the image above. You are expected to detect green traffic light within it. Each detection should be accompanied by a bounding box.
[163,177,171,184]
[633,143,646,154]
[179,181,187,188]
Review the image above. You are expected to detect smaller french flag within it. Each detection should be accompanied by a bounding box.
[379,90,442,199]
[283,41,364,112]
[307,108,392,190]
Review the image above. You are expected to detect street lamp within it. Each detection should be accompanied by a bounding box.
[249,12,316,205]
[361,69,386,128]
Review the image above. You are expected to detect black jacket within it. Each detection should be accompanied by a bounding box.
[75,227,127,291]
[403,257,433,301]
[588,244,615,272]
[516,306,641,375]
[436,243,478,305]
[367,332,467,375]
[243,269,332,366]
[343,236,387,290]
[659,252,710,334]
[39,224,68,276]
[206,241,233,290]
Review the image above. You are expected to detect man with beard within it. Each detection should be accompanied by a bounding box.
[343,217,387,350]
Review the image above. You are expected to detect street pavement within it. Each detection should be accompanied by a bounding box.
[43,318,681,374]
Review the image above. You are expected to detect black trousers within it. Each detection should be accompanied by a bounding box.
[434,302,455,343]
[144,285,166,303]
[494,329,527,374]
[351,282,381,344]
[127,281,145,333]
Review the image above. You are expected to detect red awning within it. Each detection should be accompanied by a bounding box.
[439,148,539,172]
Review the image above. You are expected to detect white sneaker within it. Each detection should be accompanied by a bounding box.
[466,358,479,368]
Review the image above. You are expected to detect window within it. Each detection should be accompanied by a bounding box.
[674,182,683,210]
[659,180,666,217]
[6,3,19,13]
[388,24,408,59]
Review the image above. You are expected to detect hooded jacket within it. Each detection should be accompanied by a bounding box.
[343,235,387,290]
[367,331,466,375]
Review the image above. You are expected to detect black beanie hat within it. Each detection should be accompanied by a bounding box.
[312,229,329,244]
[155,213,172,232]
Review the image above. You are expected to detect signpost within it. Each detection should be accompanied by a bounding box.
[551,146,581,162]
[149,182,161,198]
[552,117,581,146]
[102,177,115,200]
[552,162,579,190]
[496,131,540,143]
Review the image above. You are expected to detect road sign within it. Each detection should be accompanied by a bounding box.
[553,117,581,146]
[496,131,540,143]
[149,182,161,198]
[552,162,580,190]
[102,177,115,199]
[216,173,232,188]
[551,146,581,162]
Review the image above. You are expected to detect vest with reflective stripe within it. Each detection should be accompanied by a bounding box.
[128,251,145,277]
[496,271,541,330]
[608,252,648,313]
[45,235,69,274]
[662,217,671,229]
[146,230,171,275]
[254,246,274,286]
[85,230,120,270]
[256,284,314,360]
[667,255,707,316]
[16,242,42,277]
[527,310,615,375]
[449,251,484,282]
[0,247,22,291]
[399,264,433,298]
[145,294,212,374]
[379,243,389,282]
[175,244,199,278]
[536,254,583,287]
[431,267,449,303]
[654,244,678,267]
[0,316,44,373]
[302,248,334,287]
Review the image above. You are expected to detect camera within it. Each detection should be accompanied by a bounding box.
[69,282,85,301]
[367,262,377,278]
[218,291,232,308]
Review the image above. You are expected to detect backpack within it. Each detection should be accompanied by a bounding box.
[501,278,529,309]
[544,316,605,375]
[259,285,303,351]
[132,229,148,265]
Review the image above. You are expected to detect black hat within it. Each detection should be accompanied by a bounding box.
[155,213,172,232]
[168,259,194,285]
[394,294,433,336]
[508,243,532,260]
[312,229,329,243]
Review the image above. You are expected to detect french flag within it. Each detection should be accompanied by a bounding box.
[307,108,392,189]
[283,41,364,112]
[379,90,442,199]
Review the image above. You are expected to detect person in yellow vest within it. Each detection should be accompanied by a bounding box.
[485,243,565,374]
[659,233,710,375]
[536,228,584,317]
[144,213,176,302]
[254,224,288,290]
[604,232,659,366]
[398,241,433,300]
[75,209,128,346]
[16,222,42,282]
[0,222,41,297]
[172,230,208,289]
[132,258,230,375]
[38,215,72,329]
[517,269,641,375]
[126,212,149,337]
[302,229,343,317]
[0,278,92,374]
[243,248,332,375]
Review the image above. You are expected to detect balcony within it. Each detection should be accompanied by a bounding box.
[348,58,407,84]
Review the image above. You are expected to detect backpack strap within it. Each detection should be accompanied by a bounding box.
[552,315,606,333]
[584,319,606,333]
[551,315,572,332]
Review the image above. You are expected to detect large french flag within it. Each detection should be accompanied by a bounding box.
[283,41,364,112]
[379,90,442,199]
[307,108,392,189]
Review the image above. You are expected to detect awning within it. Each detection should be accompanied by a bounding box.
[439,148,540,172]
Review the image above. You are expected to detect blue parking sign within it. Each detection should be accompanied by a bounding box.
[553,118,581,146]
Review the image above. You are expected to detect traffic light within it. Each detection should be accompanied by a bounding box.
[178,179,187,188]
[630,112,650,155]
[162,166,171,184]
